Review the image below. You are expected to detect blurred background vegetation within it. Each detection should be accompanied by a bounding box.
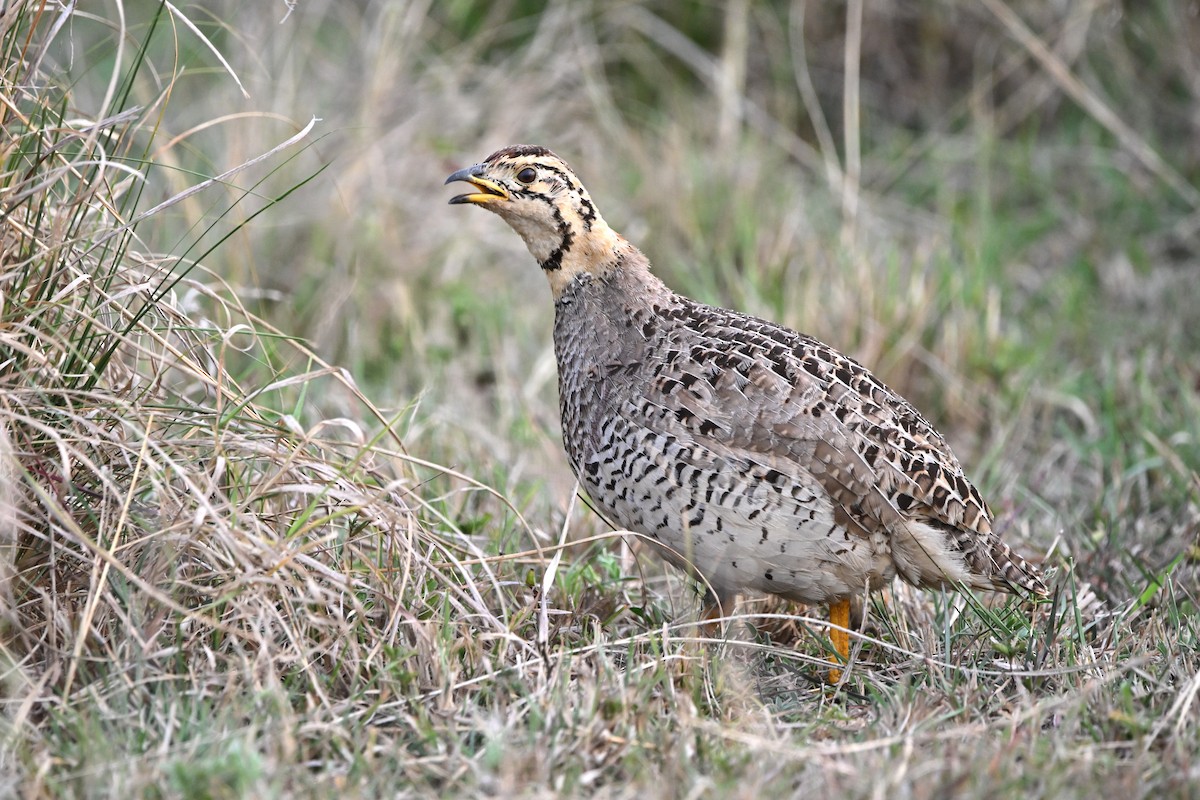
[2,0,1198,796]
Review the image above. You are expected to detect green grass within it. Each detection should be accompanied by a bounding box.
[2,1,1198,797]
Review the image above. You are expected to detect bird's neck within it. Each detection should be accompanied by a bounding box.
[543,222,653,301]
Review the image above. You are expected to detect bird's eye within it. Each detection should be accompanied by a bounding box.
[516,167,537,184]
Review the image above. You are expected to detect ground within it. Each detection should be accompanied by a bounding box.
[1,2,1197,798]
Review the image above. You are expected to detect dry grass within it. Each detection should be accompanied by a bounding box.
[1,1,1198,797]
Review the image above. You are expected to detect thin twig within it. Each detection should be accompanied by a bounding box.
[981,0,1200,210]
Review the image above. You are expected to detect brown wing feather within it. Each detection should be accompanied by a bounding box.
[648,296,1047,595]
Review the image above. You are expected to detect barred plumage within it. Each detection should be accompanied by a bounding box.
[447,146,1047,678]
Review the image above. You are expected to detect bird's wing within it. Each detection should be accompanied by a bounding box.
[621,300,1045,594]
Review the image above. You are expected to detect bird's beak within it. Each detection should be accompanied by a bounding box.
[445,164,509,205]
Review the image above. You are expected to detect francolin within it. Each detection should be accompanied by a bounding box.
[446,145,1048,682]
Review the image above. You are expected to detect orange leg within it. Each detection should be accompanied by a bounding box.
[827,598,851,683]
[698,589,733,639]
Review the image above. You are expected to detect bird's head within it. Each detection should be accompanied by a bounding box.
[446,145,624,293]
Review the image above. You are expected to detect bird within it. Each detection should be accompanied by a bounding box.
[446,144,1048,682]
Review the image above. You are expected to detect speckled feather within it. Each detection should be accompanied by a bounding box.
[448,146,1048,614]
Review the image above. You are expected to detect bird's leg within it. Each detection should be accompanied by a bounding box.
[698,586,733,640]
[827,598,851,683]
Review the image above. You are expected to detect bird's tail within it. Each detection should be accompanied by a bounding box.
[989,536,1050,597]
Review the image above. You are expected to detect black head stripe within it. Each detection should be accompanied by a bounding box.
[485,144,556,162]
[579,195,597,230]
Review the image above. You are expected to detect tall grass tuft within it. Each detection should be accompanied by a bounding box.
[0,3,523,793]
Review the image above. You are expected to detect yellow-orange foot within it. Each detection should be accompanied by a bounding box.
[698,594,730,640]
[827,598,850,683]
